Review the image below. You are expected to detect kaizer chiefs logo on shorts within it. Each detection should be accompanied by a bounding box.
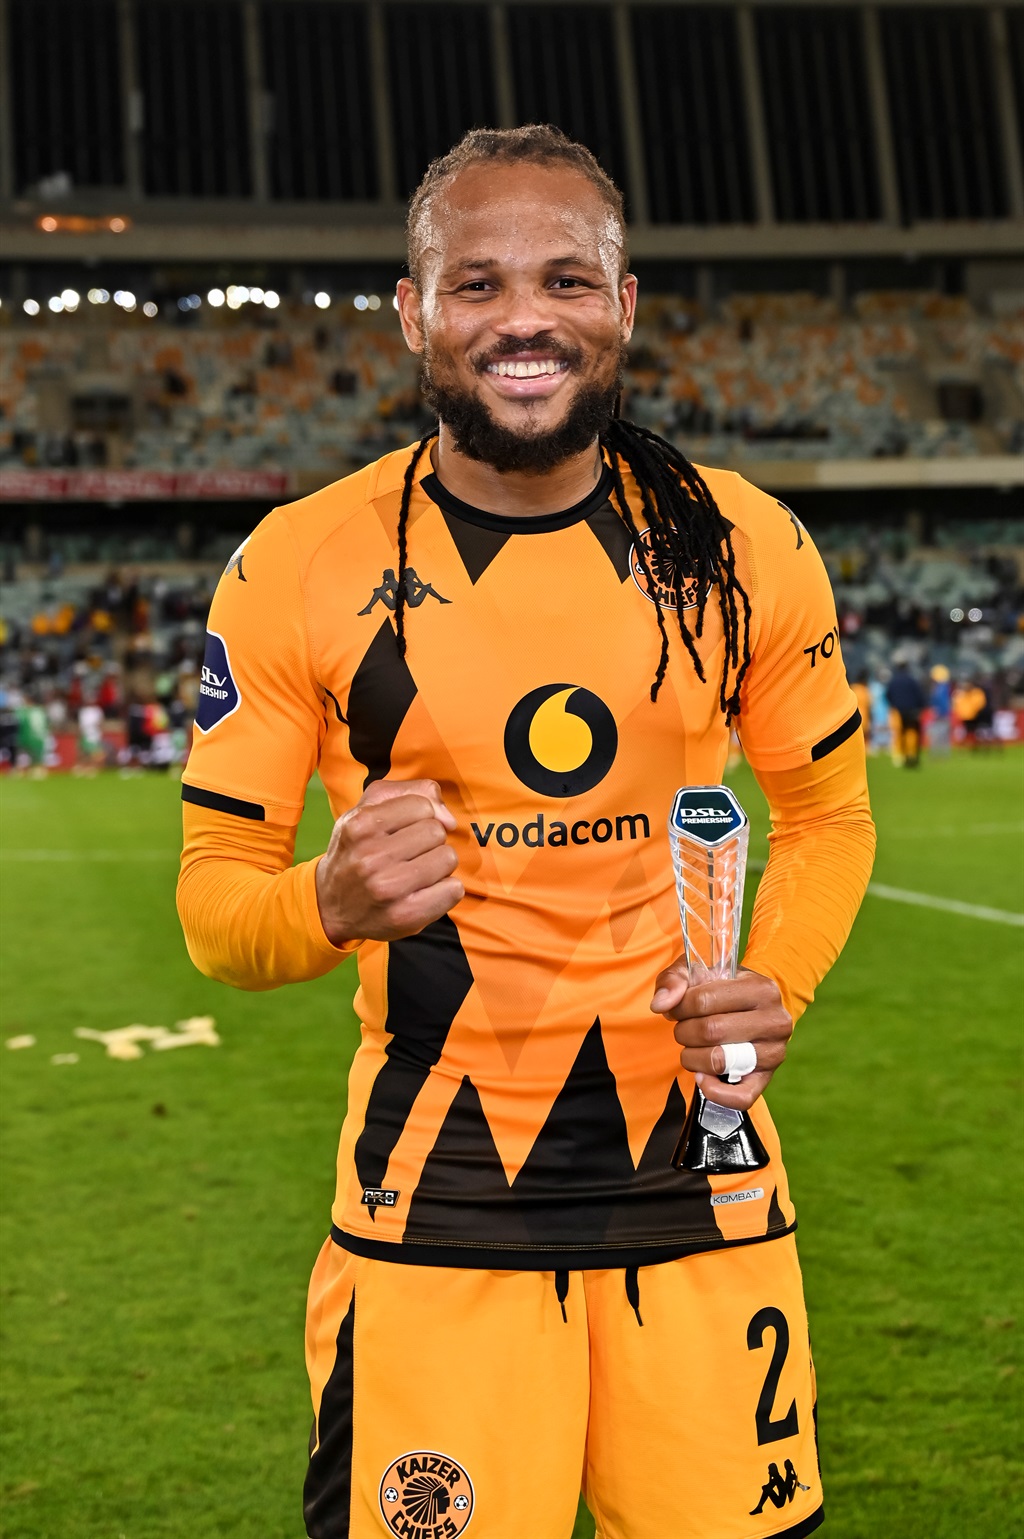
[379,1450,474,1535]
[504,684,617,798]
[630,528,704,611]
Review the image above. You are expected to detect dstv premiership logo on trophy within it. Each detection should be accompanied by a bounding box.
[667,786,770,1174]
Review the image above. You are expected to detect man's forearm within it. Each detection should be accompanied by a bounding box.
[742,735,876,1024]
[177,804,354,991]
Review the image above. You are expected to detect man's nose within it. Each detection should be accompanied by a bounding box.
[491,286,559,339]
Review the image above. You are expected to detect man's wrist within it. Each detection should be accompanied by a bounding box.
[309,858,362,955]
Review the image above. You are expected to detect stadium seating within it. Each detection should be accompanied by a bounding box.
[2,290,1020,478]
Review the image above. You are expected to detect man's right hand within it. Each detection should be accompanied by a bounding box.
[315,779,464,946]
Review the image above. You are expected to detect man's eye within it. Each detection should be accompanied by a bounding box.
[458,281,493,293]
[551,277,592,290]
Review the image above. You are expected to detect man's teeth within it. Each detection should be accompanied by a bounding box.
[488,359,567,378]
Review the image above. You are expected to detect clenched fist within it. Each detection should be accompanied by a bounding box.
[315,779,464,946]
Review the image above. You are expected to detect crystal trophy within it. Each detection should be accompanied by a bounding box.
[667,785,770,1173]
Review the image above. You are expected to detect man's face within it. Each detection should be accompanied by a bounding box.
[397,162,637,474]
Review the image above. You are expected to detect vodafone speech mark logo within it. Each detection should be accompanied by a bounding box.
[379,1450,474,1536]
[503,684,617,798]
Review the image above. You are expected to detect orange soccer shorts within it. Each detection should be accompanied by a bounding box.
[303,1235,822,1539]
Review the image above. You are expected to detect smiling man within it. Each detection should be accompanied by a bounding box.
[178,126,875,1539]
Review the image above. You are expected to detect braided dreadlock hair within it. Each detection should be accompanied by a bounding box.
[395,124,752,717]
[393,421,752,717]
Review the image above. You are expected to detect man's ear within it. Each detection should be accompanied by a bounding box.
[396,278,425,355]
[619,274,638,343]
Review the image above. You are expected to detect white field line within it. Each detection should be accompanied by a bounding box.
[1,849,174,861]
[749,857,1023,927]
[864,883,1024,927]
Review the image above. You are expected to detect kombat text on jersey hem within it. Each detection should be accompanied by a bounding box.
[330,1219,797,1271]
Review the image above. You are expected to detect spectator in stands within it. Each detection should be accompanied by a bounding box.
[97,667,122,719]
[886,656,926,768]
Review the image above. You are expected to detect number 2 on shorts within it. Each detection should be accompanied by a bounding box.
[747,1306,800,1445]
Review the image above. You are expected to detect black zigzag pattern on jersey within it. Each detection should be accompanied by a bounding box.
[404,1076,534,1247]
[438,507,513,584]
[303,1289,354,1538]
[353,915,474,1218]
[602,1078,718,1246]
[766,1183,790,1237]
[512,1018,636,1245]
[586,497,634,581]
[345,618,417,788]
[404,1021,718,1250]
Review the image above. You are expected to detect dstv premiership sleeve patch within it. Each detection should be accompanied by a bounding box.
[195,631,241,734]
[181,510,327,826]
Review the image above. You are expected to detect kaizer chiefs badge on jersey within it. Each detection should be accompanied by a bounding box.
[504,684,617,797]
[379,1450,475,1535]
[630,528,704,610]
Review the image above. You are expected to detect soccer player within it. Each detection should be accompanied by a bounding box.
[178,126,875,1539]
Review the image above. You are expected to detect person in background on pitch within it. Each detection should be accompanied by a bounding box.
[928,665,952,756]
[886,654,925,768]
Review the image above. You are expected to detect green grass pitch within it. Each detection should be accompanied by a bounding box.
[1,750,1021,1537]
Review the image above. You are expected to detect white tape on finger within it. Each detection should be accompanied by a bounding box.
[721,1040,758,1083]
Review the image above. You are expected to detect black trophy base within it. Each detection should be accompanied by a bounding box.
[672,1086,771,1173]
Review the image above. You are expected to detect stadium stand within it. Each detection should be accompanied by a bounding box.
[1,289,1021,480]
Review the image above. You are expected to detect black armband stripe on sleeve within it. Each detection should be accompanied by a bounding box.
[810,709,861,762]
[181,783,266,821]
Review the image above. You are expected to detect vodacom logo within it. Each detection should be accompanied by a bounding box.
[503,684,618,797]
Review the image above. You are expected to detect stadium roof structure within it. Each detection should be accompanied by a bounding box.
[1,0,1022,265]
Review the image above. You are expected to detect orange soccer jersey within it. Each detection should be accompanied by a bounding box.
[180,445,870,1272]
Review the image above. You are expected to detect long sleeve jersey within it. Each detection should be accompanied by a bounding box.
[178,447,875,1271]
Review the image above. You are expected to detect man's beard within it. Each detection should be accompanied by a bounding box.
[420,336,625,475]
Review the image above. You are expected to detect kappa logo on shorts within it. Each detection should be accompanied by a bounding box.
[379,1450,474,1536]
[749,1459,810,1515]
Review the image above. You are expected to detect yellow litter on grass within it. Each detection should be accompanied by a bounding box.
[74,1018,220,1058]
[5,1034,36,1050]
